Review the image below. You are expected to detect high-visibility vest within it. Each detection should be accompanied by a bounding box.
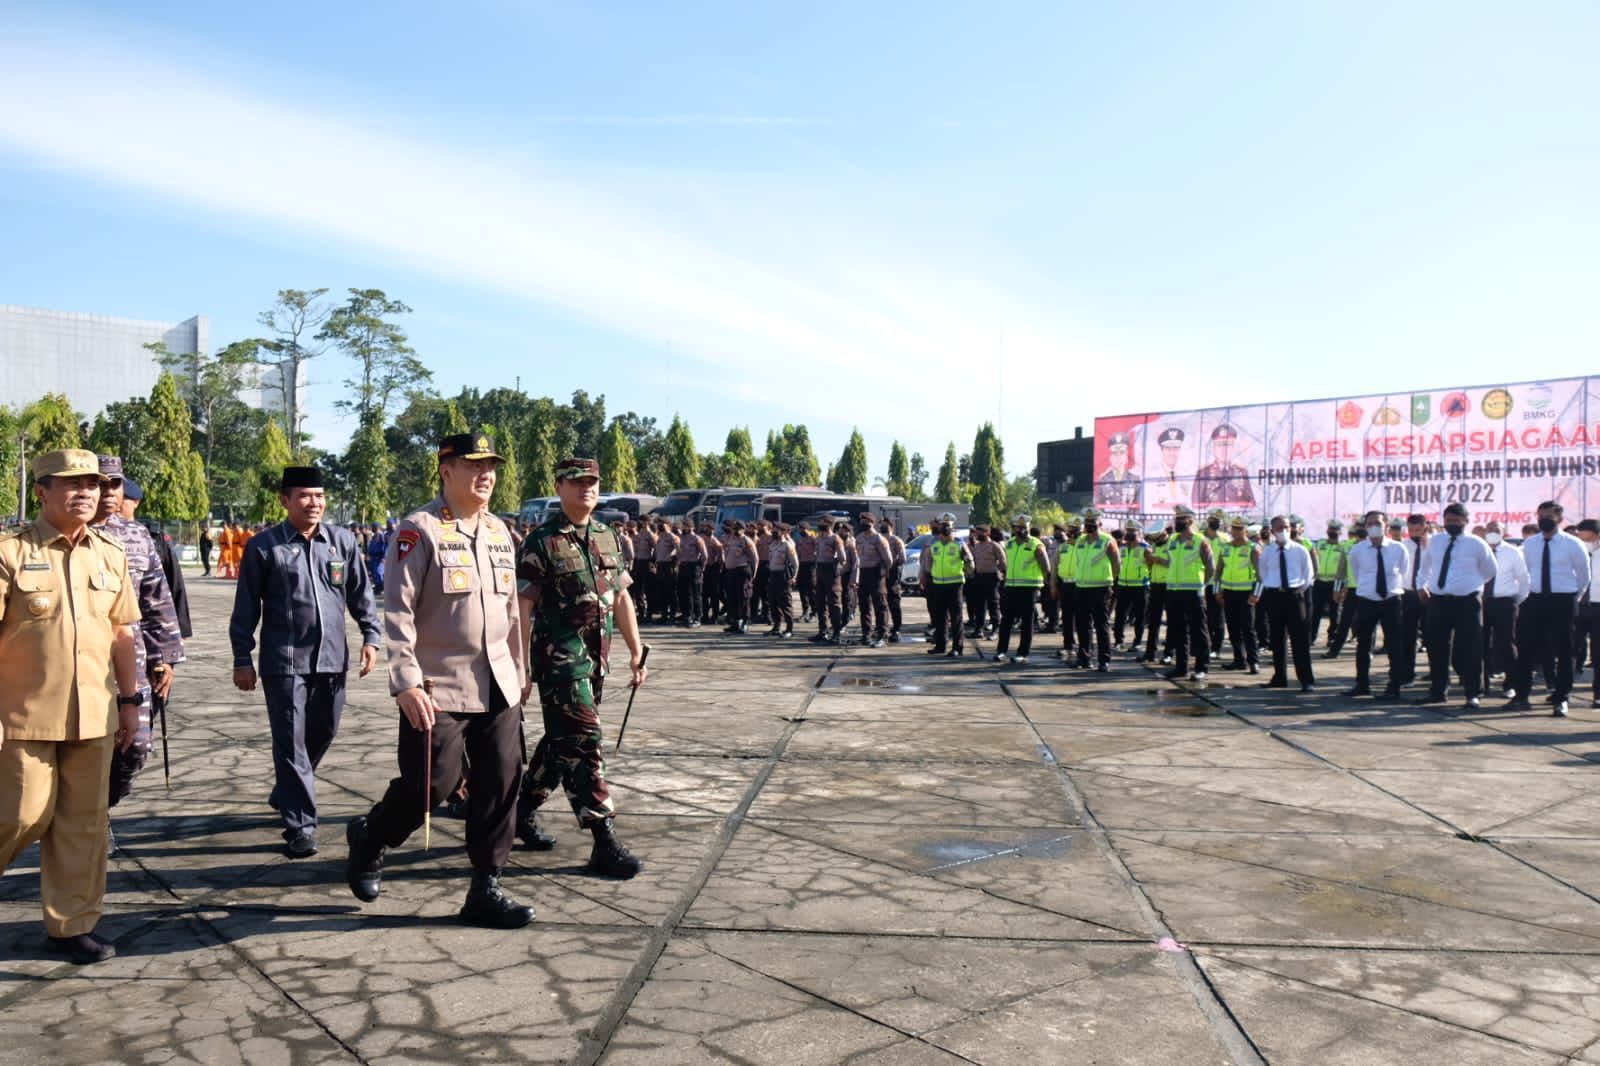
[1166,537,1208,590]
[1202,532,1225,586]
[1218,541,1257,591]
[1315,539,1345,581]
[1074,534,1114,588]
[1005,537,1045,588]
[1149,543,1170,584]
[929,540,966,584]
[1118,544,1149,586]
[1056,538,1079,582]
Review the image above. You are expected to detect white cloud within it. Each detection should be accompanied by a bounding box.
[0,13,1131,470]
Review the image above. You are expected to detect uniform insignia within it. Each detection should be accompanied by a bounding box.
[448,568,471,591]
[27,594,51,616]
[21,561,49,571]
[396,530,420,558]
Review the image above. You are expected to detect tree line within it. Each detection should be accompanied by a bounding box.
[4,287,1052,530]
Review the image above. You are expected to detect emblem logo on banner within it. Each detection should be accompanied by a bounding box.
[1482,389,1513,419]
[1528,383,1553,411]
[1441,392,1469,418]
[1410,395,1431,425]
[1337,401,1363,429]
[1372,405,1402,426]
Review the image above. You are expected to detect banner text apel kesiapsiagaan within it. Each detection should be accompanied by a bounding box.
[1091,375,1599,527]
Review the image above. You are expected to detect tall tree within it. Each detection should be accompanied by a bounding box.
[20,393,83,453]
[565,390,608,460]
[907,452,929,502]
[828,429,868,493]
[256,288,330,455]
[612,412,666,494]
[252,419,293,522]
[720,426,759,487]
[599,420,639,491]
[934,442,960,503]
[142,372,206,520]
[148,338,264,490]
[488,423,522,514]
[345,414,391,522]
[664,415,700,489]
[971,437,1009,527]
[0,408,19,518]
[764,424,820,485]
[886,441,910,497]
[320,289,429,424]
[971,423,1004,489]
[519,397,562,499]
[87,400,156,481]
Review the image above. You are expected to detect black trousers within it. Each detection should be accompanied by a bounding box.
[1395,591,1424,685]
[886,574,903,634]
[1207,583,1226,653]
[928,582,964,651]
[1074,585,1112,664]
[1165,590,1210,670]
[859,565,889,637]
[1353,596,1401,690]
[752,563,770,617]
[1220,590,1257,666]
[631,562,653,617]
[1329,589,1356,651]
[367,688,521,872]
[676,562,703,622]
[1482,596,1518,689]
[1424,592,1484,700]
[1114,585,1146,647]
[1310,580,1338,645]
[725,566,752,626]
[1263,587,1314,684]
[1041,584,1060,630]
[1144,583,1168,657]
[796,562,815,617]
[1511,592,1578,700]
[702,562,724,620]
[262,672,347,838]
[969,572,1001,633]
[767,572,794,630]
[1057,583,1078,651]
[200,543,212,575]
[812,563,842,634]
[1581,603,1600,698]
[996,586,1039,657]
[653,563,677,618]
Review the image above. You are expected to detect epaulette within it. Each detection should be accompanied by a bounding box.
[89,527,127,553]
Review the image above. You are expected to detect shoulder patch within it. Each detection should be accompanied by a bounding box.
[396,530,421,558]
[90,528,127,553]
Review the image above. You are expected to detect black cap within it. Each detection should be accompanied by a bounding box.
[280,466,324,490]
[438,429,505,462]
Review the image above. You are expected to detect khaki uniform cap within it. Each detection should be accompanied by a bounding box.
[31,449,108,481]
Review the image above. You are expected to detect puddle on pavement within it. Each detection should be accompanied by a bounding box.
[1128,689,1222,717]
[832,677,926,694]
[920,835,1074,870]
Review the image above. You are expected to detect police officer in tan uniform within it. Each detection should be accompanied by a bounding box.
[345,430,534,929]
[0,450,142,964]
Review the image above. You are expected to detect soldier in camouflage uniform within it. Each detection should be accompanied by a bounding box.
[514,457,647,879]
[92,457,183,809]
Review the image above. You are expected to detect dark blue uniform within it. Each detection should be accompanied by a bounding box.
[230,522,380,841]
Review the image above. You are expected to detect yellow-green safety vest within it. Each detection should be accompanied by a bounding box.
[1148,542,1170,584]
[1202,532,1225,587]
[1005,536,1046,588]
[1055,537,1079,582]
[1117,543,1148,586]
[929,540,966,584]
[1218,541,1257,591]
[1166,537,1208,590]
[1073,534,1115,588]
[1315,538,1346,581]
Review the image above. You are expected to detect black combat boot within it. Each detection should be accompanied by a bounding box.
[345,816,386,902]
[587,818,643,879]
[515,808,557,851]
[459,868,536,928]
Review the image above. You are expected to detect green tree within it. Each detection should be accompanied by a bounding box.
[828,429,868,493]
[599,420,639,491]
[148,338,264,484]
[933,443,960,503]
[252,418,293,522]
[143,372,205,520]
[0,408,19,518]
[320,288,429,424]
[345,414,391,522]
[907,452,929,502]
[970,423,1004,493]
[519,397,562,499]
[886,441,910,497]
[719,426,759,487]
[664,415,699,489]
[1004,475,1037,522]
[970,437,1009,528]
[256,288,331,455]
[488,422,522,514]
[565,390,608,460]
[764,424,820,485]
[611,413,663,492]
[21,393,83,453]
[87,400,157,480]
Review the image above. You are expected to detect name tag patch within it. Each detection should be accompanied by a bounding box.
[21,561,50,571]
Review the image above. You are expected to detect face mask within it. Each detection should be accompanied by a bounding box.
[1444,524,1465,537]
[1367,525,1383,540]
[1207,520,1220,531]
[1083,523,1098,535]
[1538,516,1558,534]
[1174,520,1191,533]
[1274,529,1289,544]
[1485,531,1502,546]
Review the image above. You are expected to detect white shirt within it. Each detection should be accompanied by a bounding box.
[1589,542,1600,603]
[1253,540,1313,595]
[1346,538,1406,600]
[1402,537,1427,592]
[1522,531,1592,596]
[1417,532,1497,596]
[1485,542,1530,603]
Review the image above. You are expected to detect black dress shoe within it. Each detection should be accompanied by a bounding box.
[1163,668,1186,680]
[926,645,947,655]
[459,869,536,929]
[1248,664,1261,675]
[46,932,116,965]
[1380,686,1402,700]
[1344,686,1372,697]
[1417,693,1448,705]
[588,819,643,879]
[1301,682,1317,692]
[345,816,385,903]
[947,647,963,658]
[284,831,318,859]
[1264,678,1288,688]
[1503,696,1533,711]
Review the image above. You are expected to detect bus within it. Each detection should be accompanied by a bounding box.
[653,488,711,520]
[714,489,907,529]
[597,493,661,518]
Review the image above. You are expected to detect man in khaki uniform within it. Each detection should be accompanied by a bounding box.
[345,430,533,929]
[0,450,141,964]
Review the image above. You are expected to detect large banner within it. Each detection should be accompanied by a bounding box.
[1092,375,1599,526]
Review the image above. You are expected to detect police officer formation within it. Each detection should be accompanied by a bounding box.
[4,439,1598,966]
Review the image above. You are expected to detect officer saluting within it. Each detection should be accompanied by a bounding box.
[230,465,380,857]
[0,450,142,964]
[1192,424,1256,508]
[514,457,648,878]
[345,430,534,928]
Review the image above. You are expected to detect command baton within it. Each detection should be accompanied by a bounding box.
[155,691,171,791]
[421,679,435,850]
[613,644,651,753]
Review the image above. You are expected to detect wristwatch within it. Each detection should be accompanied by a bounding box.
[117,692,145,708]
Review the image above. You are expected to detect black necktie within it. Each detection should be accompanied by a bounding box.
[1437,535,1457,592]
[1411,539,1422,583]
[1375,543,1388,598]
[1279,546,1289,591]
[1542,539,1552,594]
[1486,547,1496,599]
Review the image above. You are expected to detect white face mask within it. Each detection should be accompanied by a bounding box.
[1485,531,1503,546]
[1274,529,1289,544]
[1367,525,1383,540]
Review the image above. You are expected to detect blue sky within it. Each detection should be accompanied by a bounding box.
[2,1,1597,483]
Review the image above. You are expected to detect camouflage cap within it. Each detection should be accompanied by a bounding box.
[438,428,504,463]
[33,449,108,481]
[555,457,601,482]
[97,455,125,481]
